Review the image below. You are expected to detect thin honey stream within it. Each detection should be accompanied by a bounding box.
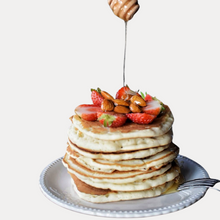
[123,21,127,87]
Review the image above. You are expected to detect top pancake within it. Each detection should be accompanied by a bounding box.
[71,105,174,141]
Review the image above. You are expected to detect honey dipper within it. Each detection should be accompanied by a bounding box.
[108,0,140,21]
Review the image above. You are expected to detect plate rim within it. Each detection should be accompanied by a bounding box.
[39,155,209,218]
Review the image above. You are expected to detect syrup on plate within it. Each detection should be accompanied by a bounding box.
[163,173,185,195]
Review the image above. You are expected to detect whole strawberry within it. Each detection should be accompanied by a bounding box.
[116,85,138,100]
[91,88,104,106]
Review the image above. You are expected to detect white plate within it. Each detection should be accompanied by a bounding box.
[39,155,209,218]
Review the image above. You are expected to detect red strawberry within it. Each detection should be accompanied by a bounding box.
[140,91,153,102]
[126,113,156,125]
[91,88,104,106]
[144,94,153,102]
[142,100,162,116]
[116,85,137,100]
[97,112,127,127]
[75,104,101,121]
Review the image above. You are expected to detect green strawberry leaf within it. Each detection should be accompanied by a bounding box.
[140,91,148,99]
[98,114,116,127]
[160,103,165,112]
[91,87,102,94]
[104,118,107,127]
[140,92,145,99]
[97,87,101,94]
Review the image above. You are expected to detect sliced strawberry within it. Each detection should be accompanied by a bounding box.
[142,100,161,116]
[75,104,101,121]
[97,112,127,127]
[142,100,162,116]
[126,113,156,125]
[91,88,104,106]
[116,85,137,100]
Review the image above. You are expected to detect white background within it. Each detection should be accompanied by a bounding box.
[1,0,220,219]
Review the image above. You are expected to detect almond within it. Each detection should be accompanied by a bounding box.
[130,95,146,107]
[113,99,130,106]
[114,105,130,114]
[101,99,114,112]
[130,103,142,113]
[101,91,114,101]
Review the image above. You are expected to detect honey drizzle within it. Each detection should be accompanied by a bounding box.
[123,21,127,87]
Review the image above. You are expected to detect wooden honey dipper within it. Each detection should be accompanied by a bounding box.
[108,0,140,21]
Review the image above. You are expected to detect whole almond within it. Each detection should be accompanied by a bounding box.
[101,91,114,101]
[114,99,130,106]
[130,103,142,113]
[130,95,146,107]
[101,99,114,112]
[114,105,130,114]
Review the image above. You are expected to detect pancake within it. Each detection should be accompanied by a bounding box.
[67,142,170,161]
[71,163,180,191]
[69,162,173,185]
[68,123,173,153]
[71,105,174,140]
[63,154,172,180]
[71,143,179,173]
[70,174,178,203]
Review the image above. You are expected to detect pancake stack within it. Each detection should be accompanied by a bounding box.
[62,105,180,203]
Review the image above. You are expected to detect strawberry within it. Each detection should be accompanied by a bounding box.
[97,112,127,127]
[126,113,156,125]
[142,100,162,116]
[75,104,101,121]
[140,92,153,102]
[116,85,137,100]
[91,88,104,106]
[144,94,153,102]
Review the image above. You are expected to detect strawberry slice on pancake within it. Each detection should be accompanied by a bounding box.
[97,111,127,127]
[126,112,156,125]
[142,100,162,116]
[75,104,101,121]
